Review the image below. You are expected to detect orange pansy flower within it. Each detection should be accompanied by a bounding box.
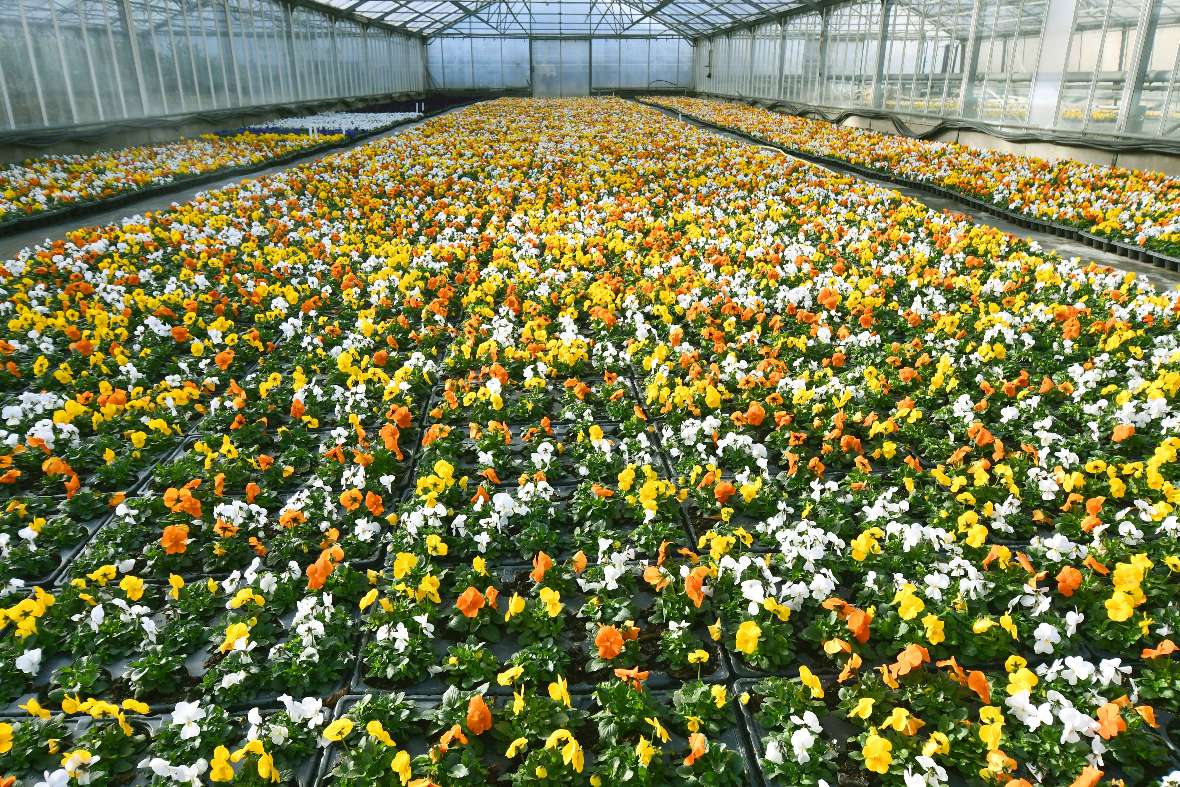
[1142,640,1177,659]
[644,565,670,592]
[1068,766,1103,787]
[531,551,554,582]
[613,666,650,690]
[684,732,707,766]
[967,671,991,704]
[596,625,624,660]
[1096,703,1125,740]
[456,587,486,618]
[685,566,710,608]
[713,481,736,505]
[306,545,343,590]
[466,695,492,736]
[379,422,403,461]
[161,524,189,555]
[1056,566,1082,597]
[338,488,362,511]
[438,724,468,753]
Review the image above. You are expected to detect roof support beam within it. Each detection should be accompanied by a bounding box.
[367,0,967,41]
[376,0,442,27]
[424,0,697,39]
[289,0,420,35]
[611,0,697,38]
[443,0,504,33]
[383,1,457,30]
[704,0,850,40]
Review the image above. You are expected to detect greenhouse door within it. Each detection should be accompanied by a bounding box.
[532,39,590,97]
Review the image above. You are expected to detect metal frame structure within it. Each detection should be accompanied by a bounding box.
[3,0,1177,138]
[692,0,1180,138]
[424,33,692,92]
[317,1,804,38]
[0,0,425,132]
[410,2,713,93]
[368,0,1178,139]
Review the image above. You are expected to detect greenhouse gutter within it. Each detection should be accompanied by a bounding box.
[0,102,474,243]
[637,98,1180,274]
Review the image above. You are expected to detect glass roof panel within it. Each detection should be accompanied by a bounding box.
[301,0,1085,40]
[300,0,820,37]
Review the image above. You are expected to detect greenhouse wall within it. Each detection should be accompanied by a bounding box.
[427,36,694,94]
[0,0,426,132]
[695,0,1180,139]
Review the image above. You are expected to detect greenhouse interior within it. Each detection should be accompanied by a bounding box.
[1,0,1180,785]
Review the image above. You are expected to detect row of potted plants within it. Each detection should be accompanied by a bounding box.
[244,113,423,137]
[0,131,347,226]
[641,95,1180,258]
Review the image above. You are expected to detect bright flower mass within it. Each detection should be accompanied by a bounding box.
[245,112,423,136]
[0,97,1179,786]
[643,95,1180,259]
[0,131,346,225]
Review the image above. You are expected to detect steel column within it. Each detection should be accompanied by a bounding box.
[1027,0,1079,127]
[18,0,50,125]
[869,0,891,108]
[220,0,245,105]
[1116,0,1163,133]
[957,0,984,116]
[816,8,830,104]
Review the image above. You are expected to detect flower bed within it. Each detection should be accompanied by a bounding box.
[245,113,423,136]
[0,132,346,227]
[642,95,1180,259]
[1,96,1180,785]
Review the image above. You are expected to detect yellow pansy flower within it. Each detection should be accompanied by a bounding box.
[323,718,354,741]
[735,620,761,655]
[862,731,892,774]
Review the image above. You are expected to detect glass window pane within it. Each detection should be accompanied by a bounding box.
[560,39,589,96]
[592,38,620,89]
[1,0,424,129]
[443,37,472,90]
[471,38,502,89]
[502,38,529,88]
[618,39,648,89]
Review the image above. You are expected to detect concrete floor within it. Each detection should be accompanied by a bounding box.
[3,101,1178,291]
